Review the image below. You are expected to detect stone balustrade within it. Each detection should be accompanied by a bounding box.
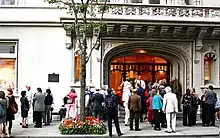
[87,3,220,22]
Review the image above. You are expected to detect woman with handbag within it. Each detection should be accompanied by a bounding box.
[6,88,17,134]
[66,89,78,118]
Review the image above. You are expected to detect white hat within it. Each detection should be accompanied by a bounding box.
[165,86,172,93]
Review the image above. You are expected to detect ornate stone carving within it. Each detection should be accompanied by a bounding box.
[196,38,203,51]
[107,25,115,35]
[212,28,220,37]
[160,26,169,36]
[146,26,156,37]
[133,25,142,36]
[104,42,113,54]
[186,27,196,36]
[173,27,183,37]
[120,25,129,36]
[198,27,208,38]
[165,42,191,59]
[94,5,220,20]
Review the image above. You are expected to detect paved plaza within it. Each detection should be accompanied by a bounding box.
[10,114,220,137]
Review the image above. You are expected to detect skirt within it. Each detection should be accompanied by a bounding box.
[0,116,6,124]
[21,110,28,118]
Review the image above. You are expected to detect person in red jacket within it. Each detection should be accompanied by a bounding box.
[146,89,156,127]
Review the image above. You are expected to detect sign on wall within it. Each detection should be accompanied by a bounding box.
[48,73,59,82]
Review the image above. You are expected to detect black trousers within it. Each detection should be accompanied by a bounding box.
[140,102,145,122]
[3,120,12,134]
[160,112,167,127]
[33,111,36,123]
[205,104,215,126]
[107,113,121,136]
[177,95,182,111]
[130,110,140,130]
[154,109,161,129]
[35,111,43,127]
[201,104,206,124]
[191,106,198,126]
[183,105,191,126]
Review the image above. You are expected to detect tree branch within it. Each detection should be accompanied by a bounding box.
[71,0,83,50]
[85,0,108,63]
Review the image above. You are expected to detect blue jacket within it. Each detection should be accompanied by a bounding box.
[152,95,163,110]
[137,88,145,102]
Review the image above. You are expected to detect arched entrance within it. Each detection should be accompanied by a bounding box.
[110,54,170,94]
[102,42,190,94]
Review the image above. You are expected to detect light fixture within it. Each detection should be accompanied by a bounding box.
[159,70,164,74]
[136,49,146,54]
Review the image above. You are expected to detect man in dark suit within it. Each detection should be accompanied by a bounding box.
[137,84,145,122]
[91,89,104,119]
[105,89,123,137]
[128,89,141,131]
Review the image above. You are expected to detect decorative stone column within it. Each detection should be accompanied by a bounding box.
[193,39,203,95]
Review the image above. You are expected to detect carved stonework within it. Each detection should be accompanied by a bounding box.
[166,42,191,58]
[160,26,169,36]
[212,28,220,38]
[186,27,196,36]
[134,25,142,36]
[104,42,113,54]
[93,5,220,20]
[120,25,129,36]
[196,38,203,51]
[164,42,191,88]
[107,25,115,35]
[198,27,208,38]
[146,26,156,37]
[173,27,183,37]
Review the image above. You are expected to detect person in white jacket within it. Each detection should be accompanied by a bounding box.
[121,79,132,126]
[162,86,178,133]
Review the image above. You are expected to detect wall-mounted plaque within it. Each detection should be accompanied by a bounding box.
[48,73,59,82]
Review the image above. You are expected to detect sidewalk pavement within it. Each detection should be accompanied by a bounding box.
[10,114,220,137]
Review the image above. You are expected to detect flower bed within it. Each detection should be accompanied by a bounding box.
[59,116,107,135]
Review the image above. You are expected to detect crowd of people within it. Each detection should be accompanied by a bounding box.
[0,75,219,137]
[74,76,220,137]
[0,85,54,137]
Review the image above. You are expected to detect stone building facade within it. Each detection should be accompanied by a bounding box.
[0,0,220,109]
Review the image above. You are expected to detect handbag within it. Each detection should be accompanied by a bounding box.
[215,100,220,109]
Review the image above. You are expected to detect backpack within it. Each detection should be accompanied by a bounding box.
[106,95,117,109]
[0,104,5,118]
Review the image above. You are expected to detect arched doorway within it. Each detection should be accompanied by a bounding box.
[110,54,170,95]
[102,42,190,95]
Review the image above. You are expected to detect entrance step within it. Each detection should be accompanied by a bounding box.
[119,106,183,120]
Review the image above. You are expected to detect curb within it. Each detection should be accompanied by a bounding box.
[10,133,220,138]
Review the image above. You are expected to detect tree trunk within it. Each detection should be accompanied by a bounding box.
[80,31,87,122]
